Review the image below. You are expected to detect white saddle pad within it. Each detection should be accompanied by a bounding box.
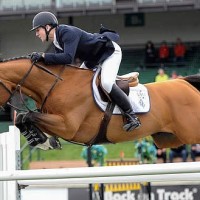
[92,68,150,114]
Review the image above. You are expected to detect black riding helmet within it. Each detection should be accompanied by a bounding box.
[30,11,58,41]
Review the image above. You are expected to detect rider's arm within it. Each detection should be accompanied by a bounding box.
[44,29,80,65]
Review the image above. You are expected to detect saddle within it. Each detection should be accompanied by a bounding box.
[98,72,139,102]
[89,70,139,145]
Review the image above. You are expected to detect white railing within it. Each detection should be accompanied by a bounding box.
[17,173,200,186]
[0,161,200,182]
[1,126,200,199]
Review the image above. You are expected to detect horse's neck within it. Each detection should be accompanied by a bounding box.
[0,61,94,106]
[0,60,52,103]
[0,60,30,82]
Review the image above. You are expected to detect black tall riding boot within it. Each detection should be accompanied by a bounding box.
[109,84,141,131]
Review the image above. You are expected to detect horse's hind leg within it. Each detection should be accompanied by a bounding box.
[152,132,183,148]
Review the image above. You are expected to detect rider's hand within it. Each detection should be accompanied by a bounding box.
[31,52,44,62]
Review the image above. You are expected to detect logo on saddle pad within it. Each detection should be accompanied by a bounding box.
[92,69,150,114]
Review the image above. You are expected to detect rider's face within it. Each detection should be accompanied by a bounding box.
[35,27,46,42]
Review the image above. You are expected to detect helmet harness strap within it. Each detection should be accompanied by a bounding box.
[43,25,55,41]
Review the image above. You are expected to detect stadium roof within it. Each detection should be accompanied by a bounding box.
[0,0,198,19]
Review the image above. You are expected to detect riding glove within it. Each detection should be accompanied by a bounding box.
[31,52,44,62]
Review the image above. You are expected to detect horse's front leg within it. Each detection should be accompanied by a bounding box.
[26,111,68,136]
[15,111,68,150]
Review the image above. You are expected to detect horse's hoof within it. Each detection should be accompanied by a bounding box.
[33,137,62,150]
[49,137,62,150]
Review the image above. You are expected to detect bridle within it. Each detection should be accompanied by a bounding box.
[0,58,64,114]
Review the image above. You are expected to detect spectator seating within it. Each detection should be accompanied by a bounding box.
[1,0,51,10]
[120,42,200,84]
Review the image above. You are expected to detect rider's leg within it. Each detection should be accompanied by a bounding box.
[101,42,141,131]
[109,84,141,131]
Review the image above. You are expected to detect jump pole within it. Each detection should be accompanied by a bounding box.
[15,172,200,186]
[1,126,200,199]
[1,161,200,182]
[0,126,20,200]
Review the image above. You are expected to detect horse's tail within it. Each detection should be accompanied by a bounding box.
[183,74,200,91]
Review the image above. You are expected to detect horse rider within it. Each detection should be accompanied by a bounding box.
[30,11,141,132]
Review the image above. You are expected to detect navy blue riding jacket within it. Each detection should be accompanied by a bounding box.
[44,25,120,68]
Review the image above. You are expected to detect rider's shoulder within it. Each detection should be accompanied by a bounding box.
[57,24,82,34]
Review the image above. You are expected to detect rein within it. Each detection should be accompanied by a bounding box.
[0,61,35,113]
[0,59,64,114]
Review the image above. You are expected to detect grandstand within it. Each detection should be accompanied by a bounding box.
[0,0,198,17]
[0,0,200,162]
[120,41,200,83]
[0,1,200,73]
[1,3,200,200]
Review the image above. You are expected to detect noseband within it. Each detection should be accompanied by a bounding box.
[0,59,64,114]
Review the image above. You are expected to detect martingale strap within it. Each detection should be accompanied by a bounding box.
[36,64,65,111]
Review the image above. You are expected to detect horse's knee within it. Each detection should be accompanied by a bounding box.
[19,111,40,124]
[15,112,28,133]
[16,112,25,125]
[15,111,40,134]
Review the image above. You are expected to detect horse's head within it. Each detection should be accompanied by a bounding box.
[0,57,52,109]
[0,57,31,111]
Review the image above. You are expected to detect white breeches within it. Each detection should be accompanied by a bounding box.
[80,41,122,93]
[100,41,122,93]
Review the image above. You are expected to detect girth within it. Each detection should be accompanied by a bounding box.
[88,78,129,145]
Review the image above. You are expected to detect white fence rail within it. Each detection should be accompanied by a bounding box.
[0,161,200,181]
[0,126,20,200]
[0,161,199,187]
[1,126,200,199]
[18,172,200,186]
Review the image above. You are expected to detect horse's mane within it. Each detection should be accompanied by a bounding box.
[0,55,30,63]
[0,56,83,69]
[0,56,94,77]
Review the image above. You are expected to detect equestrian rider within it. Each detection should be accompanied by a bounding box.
[30,11,141,132]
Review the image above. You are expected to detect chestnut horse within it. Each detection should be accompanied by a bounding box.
[0,57,200,149]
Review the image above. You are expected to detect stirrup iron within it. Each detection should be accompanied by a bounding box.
[123,113,141,132]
